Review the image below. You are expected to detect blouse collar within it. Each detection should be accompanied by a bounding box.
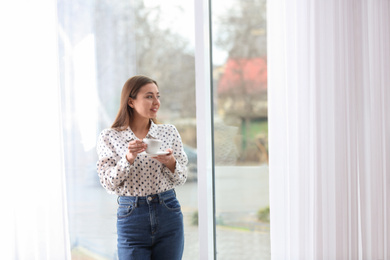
[123,120,158,141]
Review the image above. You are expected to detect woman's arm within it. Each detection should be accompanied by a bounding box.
[96,129,132,193]
[159,125,188,186]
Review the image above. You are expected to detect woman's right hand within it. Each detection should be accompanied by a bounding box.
[126,139,147,164]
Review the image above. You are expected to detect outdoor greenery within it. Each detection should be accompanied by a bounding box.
[249,120,268,139]
[191,210,198,226]
[257,206,270,223]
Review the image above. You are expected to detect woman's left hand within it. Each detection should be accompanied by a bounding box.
[153,148,176,172]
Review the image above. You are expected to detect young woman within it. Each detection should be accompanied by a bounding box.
[96,75,188,259]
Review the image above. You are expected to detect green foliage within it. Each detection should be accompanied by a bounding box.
[249,120,268,138]
[242,120,268,141]
[191,211,198,226]
[257,206,270,222]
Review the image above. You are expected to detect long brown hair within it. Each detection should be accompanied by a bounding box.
[111,75,158,131]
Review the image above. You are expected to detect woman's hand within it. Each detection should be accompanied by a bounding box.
[126,139,147,164]
[153,148,176,172]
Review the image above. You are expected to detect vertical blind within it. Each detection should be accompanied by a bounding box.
[268,1,389,259]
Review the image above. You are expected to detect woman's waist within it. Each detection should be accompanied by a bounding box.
[117,189,176,205]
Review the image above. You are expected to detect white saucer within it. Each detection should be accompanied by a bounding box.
[140,151,169,157]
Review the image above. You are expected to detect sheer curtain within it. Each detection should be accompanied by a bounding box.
[0,0,70,259]
[268,1,389,259]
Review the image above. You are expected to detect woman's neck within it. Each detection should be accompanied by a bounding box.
[129,118,151,139]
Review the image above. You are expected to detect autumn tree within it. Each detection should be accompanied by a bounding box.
[215,0,268,162]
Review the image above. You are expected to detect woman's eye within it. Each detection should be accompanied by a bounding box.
[146,95,160,99]
[157,95,161,99]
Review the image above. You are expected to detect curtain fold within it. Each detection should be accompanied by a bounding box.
[0,0,70,259]
[268,1,390,259]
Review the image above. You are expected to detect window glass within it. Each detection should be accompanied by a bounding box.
[211,0,270,258]
[57,0,198,258]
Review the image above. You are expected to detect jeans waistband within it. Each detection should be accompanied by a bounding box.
[117,189,176,207]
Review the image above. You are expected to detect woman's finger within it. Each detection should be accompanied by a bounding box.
[128,140,146,150]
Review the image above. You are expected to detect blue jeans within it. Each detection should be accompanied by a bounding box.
[116,189,184,260]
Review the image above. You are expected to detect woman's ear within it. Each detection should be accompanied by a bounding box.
[128,97,134,108]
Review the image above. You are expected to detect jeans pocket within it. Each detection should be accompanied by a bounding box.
[117,204,135,218]
[163,196,181,212]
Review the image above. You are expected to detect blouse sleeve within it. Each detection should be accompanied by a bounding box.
[96,129,132,193]
[161,125,188,186]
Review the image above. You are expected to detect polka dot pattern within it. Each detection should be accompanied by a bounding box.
[96,121,188,196]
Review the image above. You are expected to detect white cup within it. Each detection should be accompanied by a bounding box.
[143,138,163,154]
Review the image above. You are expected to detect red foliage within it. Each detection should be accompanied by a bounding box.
[218,57,267,95]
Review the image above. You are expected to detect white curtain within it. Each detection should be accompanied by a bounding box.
[268,1,389,259]
[0,0,70,259]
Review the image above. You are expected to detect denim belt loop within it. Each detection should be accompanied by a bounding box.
[157,193,163,204]
[134,196,139,208]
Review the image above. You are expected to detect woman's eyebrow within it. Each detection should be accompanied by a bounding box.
[144,92,160,95]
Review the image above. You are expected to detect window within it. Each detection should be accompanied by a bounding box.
[57,0,198,258]
[57,0,269,258]
[211,0,270,258]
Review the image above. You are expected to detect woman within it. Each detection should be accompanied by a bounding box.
[96,75,188,260]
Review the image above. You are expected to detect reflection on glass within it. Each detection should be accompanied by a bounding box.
[212,0,270,258]
[57,0,197,258]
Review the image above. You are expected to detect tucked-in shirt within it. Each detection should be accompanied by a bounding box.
[96,121,188,196]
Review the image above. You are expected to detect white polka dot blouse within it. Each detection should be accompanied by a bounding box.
[96,121,188,196]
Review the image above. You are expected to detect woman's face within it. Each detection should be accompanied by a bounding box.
[129,83,160,120]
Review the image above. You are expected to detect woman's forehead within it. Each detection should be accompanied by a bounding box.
[139,83,158,94]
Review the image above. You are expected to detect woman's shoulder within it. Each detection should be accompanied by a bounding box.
[98,127,123,139]
[100,127,118,134]
[155,123,178,132]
